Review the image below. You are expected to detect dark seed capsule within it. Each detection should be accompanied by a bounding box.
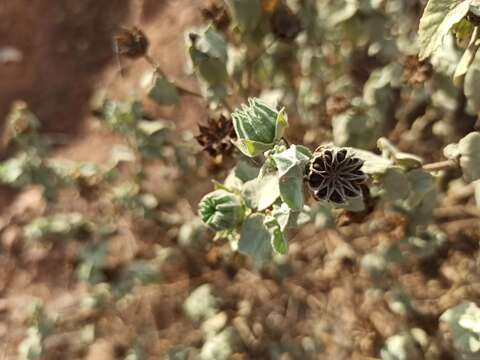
[114,26,149,59]
[305,146,368,204]
[270,3,302,42]
[195,114,236,158]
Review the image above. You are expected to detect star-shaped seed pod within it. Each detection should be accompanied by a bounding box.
[113,27,149,60]
[195,114,236,158]
[305,146,368,204]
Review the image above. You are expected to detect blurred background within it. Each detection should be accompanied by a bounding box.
[1,0,480,359]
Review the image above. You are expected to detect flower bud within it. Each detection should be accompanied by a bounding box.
[232,98,288,157]
[199,190,245,231]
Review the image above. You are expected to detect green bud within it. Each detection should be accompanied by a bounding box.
[232,98,288,157]
[198,190,245,231]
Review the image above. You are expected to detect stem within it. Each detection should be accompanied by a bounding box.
[143,53,203,98]
[175,85,203,98]
[422,159,457,172]
[243,38,278,98]
[144,53,164,75]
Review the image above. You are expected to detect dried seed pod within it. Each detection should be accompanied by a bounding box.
[113,26,149,59]
[401,55,432,85]
[326,95,350,117]
[195,114,236,157]
[305,146,368,204]
[270,3,302,42]
[201,1,230,31]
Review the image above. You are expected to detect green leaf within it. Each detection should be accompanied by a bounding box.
[405,230,447,259]
[454,27,480,86]
[353,149,394,175]
[273,145,311,175]
[188,27,228,88]
[272,145,311,210]
[148,76,179,105]
[0,155,27,184]
[77,243,107,284]
[264,216,288,255]
[226,0,262,33]
[272,203,298,231]
[394,152,424,169]
[405,189,438,225]
[458,132,480,182]
[242,172,280,210]
[383,168,411,201]
[407,169,435,194]
[196,55,229,86]
[23,213,89,242]
[380,333,423,360]
[338,195,366,212]
[378,138,425,169]
[234,138,273,157]
[332,108,380,150]
[444,132,480,182]
[441,302,480,356]
[465,58,480,113]
[270,227,288,255]
[418,0,472,60]
[238,214,272,267]
[194,27,228,62]
[452,18,475,47]
[278,165,305,210]
[224,161,260,190]
[273,108,289,143]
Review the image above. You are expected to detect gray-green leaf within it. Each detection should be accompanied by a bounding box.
[272,145,311,210]
[444,131,480,182]
[418,0,471,60]
[148,76,179,105]
[383,168,411,201]
[226,0,262,33]
[238,214,272,267]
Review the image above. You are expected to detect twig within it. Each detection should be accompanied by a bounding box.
[143,53,203,98]
[282,137,290,147]
[243,38,278,97]
[423,159,457,172]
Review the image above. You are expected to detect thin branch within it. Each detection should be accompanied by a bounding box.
[423,159,457,172]
[143,53,203,98]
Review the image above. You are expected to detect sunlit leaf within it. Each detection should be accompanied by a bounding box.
[272,145,311,210]
[418,0,471,60]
